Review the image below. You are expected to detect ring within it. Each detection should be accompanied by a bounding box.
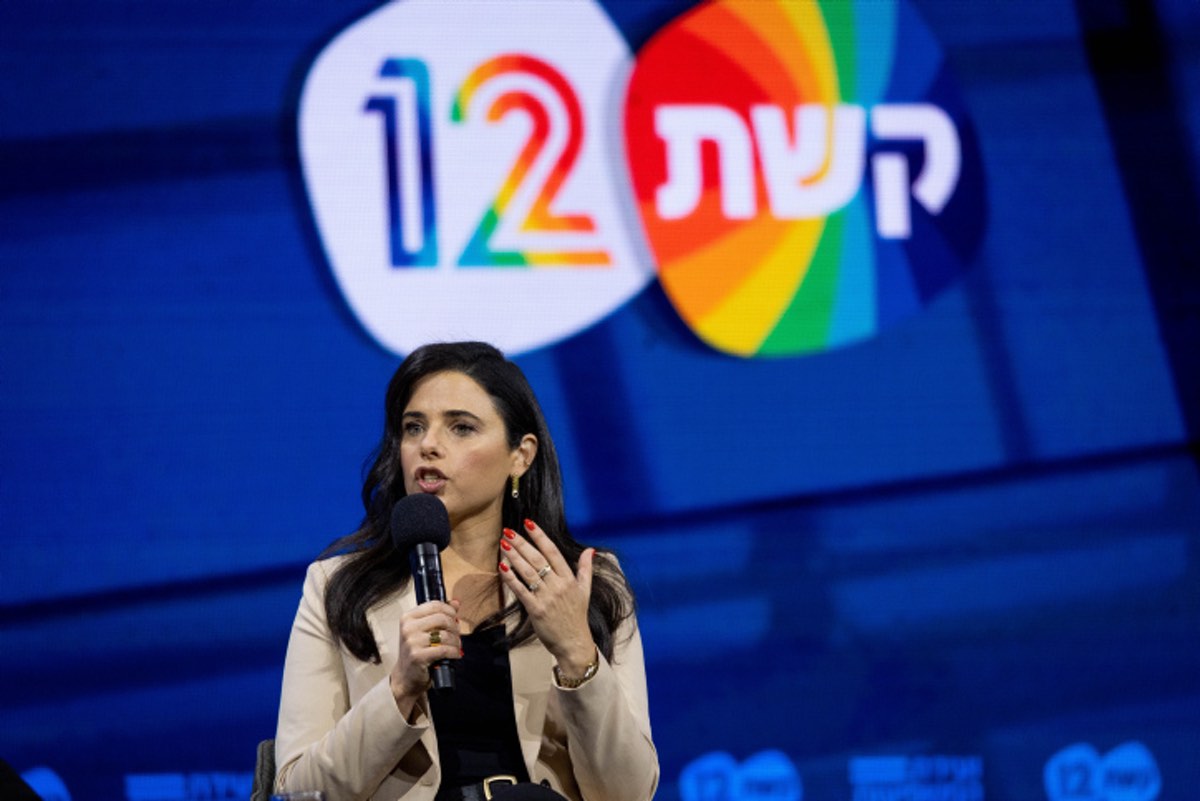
[527,580,541,593]
[537,565,552,579]
[429,630,441,646]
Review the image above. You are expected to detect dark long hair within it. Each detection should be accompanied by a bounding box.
[322,341,634,664]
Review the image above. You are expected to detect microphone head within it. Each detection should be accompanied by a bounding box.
[389,493,451,551]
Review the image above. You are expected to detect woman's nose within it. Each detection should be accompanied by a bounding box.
[419,427,442,454]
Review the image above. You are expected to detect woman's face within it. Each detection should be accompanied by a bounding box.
[399,370,536,536]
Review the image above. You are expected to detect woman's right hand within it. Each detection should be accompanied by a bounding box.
[389,599,461,716]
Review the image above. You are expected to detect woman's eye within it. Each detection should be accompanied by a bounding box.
[403,422,423,436]
[452,422,477,435]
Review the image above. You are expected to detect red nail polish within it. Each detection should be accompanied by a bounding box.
[502,528,517,540]
[460,648,465,657]
[499,562,509,572]
[523,518,535,531]
[501,539,512,551]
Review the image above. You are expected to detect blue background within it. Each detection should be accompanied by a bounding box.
[2,1,1198,800]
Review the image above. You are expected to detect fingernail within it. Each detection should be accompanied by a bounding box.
[523,518,535,531]
[499,562,509,572]
[500,539,512,551]
[502,528,517,540]
[460,648,465,657]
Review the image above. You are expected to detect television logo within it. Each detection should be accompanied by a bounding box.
[622,0,984,357]
[1044,742,1161,801]
[679,750,802,801]
[299,0,649,357]
[299,0,983,358]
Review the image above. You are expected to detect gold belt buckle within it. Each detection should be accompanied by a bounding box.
[483,775,518,800]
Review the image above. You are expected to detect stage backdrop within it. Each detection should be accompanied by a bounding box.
[2,1,1198,800]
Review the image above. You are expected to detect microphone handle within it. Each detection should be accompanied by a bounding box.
[409,542,455,692]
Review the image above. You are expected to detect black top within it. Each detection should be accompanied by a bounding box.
[429,625,530,788]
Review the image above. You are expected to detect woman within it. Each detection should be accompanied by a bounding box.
[274,342,658,801]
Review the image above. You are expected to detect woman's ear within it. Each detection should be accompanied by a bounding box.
[513,434,538,477]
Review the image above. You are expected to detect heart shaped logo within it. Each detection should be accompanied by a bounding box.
[1044,742,1161,801]
[679,750,802,801]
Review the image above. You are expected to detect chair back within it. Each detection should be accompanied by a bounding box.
[250,739,275,801]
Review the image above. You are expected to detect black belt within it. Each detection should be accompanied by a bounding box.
[438,775,521,801]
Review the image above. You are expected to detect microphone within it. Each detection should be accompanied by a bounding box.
[390,493,455,692]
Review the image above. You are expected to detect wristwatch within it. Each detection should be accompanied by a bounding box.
[553,651,599,688]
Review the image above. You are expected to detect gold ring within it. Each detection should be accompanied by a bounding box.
[537,565,552,579]
[429,630,441,646]
[527,580,541,592]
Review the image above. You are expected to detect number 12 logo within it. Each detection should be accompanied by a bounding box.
[299,0,649,356]
[366,53,610,268]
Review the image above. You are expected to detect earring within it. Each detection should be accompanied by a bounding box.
[511,474,519,499]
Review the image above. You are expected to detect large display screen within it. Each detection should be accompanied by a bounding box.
[2,1,1198,800]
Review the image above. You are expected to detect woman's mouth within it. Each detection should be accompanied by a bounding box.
[414,467,447,493]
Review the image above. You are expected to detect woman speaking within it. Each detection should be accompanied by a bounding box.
[274,342,658,801]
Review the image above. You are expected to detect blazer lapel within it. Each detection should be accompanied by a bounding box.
[369,581,439,769]
[370,579,418,674]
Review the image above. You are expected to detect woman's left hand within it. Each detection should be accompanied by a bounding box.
[499,519,597,674]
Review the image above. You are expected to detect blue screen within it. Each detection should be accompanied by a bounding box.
[2,2,1198,800]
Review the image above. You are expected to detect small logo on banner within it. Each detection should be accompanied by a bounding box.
[299,0,649,356]
[1044,742,1161,801]
[848,755,983,801]
[679,750,802,801]
[622,0,985,357]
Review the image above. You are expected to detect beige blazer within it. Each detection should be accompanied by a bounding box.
[274,556,659,801]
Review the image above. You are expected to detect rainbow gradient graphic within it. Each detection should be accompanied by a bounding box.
[623,0,984,357]
[453,54,610,267]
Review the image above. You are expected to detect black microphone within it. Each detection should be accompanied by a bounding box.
[390,493,455,692]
